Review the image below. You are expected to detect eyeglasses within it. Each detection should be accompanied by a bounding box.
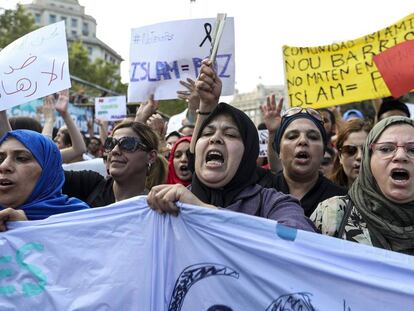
[282,107,323,122]
[370,142,414,159]
[339,145,363,157]
[104,136,149,153]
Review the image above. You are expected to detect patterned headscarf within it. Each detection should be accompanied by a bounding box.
[349,116,414,254]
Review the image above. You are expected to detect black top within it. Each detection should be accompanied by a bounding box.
[273,171,347,217]
[63,170,115,207]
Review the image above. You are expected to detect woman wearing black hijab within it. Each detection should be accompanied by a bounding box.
[148,60,315,232]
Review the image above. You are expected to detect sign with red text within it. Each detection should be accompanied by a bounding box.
[0,21,71,110]
[128,18,235,102]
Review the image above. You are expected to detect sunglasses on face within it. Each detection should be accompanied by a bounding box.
[104,136,149,153]
[282,107,324,123]
[339,145,363,157]
[370,142,414,159]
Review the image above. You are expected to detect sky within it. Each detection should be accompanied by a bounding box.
[2,0,414,93]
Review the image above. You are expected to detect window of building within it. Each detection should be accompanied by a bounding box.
[35,13,41,24]
[71,18,78,28]
[82,22,89,36]
[87,47,93,55]
[49,14,56,24]
[71,30,77,37]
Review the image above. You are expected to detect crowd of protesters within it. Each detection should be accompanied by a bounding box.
[0,58,414,255]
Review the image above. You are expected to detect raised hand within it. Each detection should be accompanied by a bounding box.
[135,94,159,123]
[260,94,284,134]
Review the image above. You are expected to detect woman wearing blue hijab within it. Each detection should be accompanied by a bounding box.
[0,130,89,227]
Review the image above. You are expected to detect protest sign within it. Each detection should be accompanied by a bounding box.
[1,196,414,310]
[0,21,71,110]
[258,129,269,158]
[373,40,414,98]
[94,95,127,121]
[128,17,235,102]
[283,12,414,108]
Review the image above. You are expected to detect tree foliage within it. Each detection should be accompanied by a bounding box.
[0,4,38,48]
[68,41,127,94]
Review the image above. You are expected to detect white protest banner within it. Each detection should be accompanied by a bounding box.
[258,129,269,158]
[94,95,127,121]
[0,21,71,110]
[2,197,414,310]
[128,18,235,102]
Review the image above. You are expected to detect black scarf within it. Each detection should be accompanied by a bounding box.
[191,103,259,207]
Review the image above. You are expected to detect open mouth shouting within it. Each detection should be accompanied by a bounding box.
[205,150,225,168]
[294,150,310,165]
[390,168,410,185]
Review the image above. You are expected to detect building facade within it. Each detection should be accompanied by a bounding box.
[230,84,286,126]
[23,0,122,72]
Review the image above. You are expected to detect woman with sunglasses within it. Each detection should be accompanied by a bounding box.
[330,119,372,188]
[147,60,315,232]
[62,121,158,207]
[271,106,347,217]
[311,116,414,254]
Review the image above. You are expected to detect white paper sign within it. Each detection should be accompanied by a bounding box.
[0,21,71,110]
[94,96,127,121]
[258,129,269,158]
[128,18,235,102]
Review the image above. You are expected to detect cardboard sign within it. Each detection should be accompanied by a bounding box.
[0,21,71,110]
[128,17,235,102]
[373,39,414,98]
[94,96,127,121]
[283,12,414,108]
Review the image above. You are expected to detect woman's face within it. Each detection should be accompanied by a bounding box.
[0,138,42,208]
[173,141,192,181]
[279,118,324,179]
[54,127,69,150]
[108,127,155,181]
[195,114,245,188]
[371,124,414,203]
[339,130,368,186]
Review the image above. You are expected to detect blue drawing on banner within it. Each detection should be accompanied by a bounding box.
[168,263,239,311]
[0,243,46,297]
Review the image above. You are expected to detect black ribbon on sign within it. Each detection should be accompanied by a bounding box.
[199,23,212,47]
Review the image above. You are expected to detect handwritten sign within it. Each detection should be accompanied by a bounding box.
[94,96,127,121]
[0,21,71,110]
[258,129,269,158]
[373,40,414,98]
[1,197,414,309]
[283,12,414,108]
[128,18,235,102]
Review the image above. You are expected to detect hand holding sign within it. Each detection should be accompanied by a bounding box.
[195,59,222,113]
